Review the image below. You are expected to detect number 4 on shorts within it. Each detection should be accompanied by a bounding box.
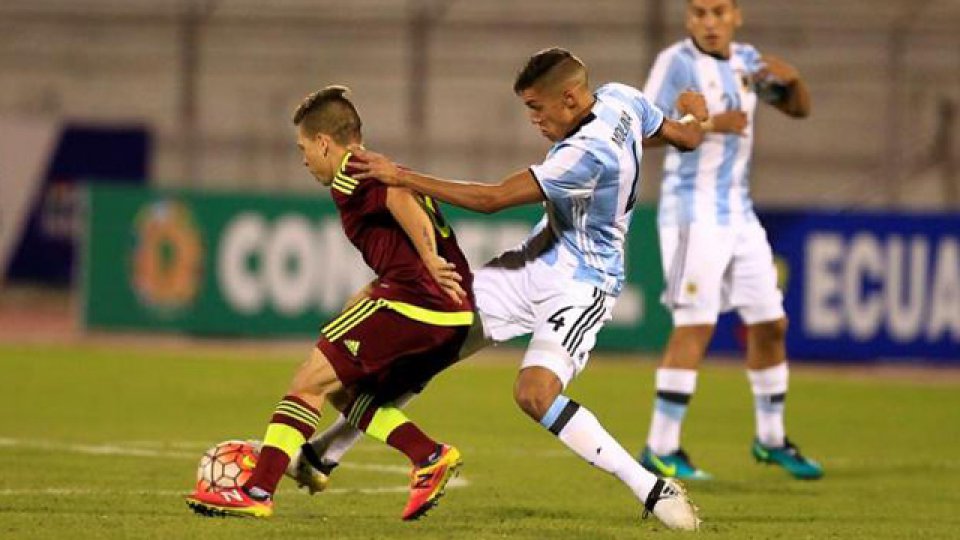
[547,307,573,332]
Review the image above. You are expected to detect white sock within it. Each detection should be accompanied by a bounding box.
[541,395,659,503]
[646,368,698,455]
[310,415,363,465]
[747,363,788,447]
[310,392,417,464]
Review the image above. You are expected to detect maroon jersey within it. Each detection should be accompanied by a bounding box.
[329,154,474,320]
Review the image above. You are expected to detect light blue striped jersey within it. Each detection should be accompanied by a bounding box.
[527,82,664,295]
[644,38,764,226]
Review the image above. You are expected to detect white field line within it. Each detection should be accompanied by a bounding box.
[0,437,469,495]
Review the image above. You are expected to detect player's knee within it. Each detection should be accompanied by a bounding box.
[757,316,788,343]
[513,381,558,421]
[288,348,342,399]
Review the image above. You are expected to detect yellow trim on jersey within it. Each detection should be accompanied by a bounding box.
[379,299,474,326]
[321,296,473,345]
[330,152,358,195]
[263,423,307,459]
[331,181,354,195]
[338,151,353,173]
[336,173,358,187]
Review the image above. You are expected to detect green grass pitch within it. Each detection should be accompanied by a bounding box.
[1,343,959,539]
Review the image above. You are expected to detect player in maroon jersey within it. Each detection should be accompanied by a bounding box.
[186,85,477,521]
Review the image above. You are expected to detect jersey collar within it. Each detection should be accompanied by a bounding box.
[687,37,730,61]
[563,110,597,140]
[337,151,353,176]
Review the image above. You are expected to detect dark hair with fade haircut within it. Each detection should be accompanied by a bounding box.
[512,47,586,95]
[292,85,362,145]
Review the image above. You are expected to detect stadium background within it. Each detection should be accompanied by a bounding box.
[1,1,959,538]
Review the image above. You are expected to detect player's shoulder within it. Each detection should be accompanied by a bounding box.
[657,39,698,64]
[332,155,379,198]
[597,82,642,100]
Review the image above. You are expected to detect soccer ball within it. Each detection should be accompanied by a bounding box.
[195,440,259,492]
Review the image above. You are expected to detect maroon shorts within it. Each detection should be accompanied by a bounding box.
[317,304,468,398]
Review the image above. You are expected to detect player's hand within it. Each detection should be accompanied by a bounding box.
[709,110,749,136]
[348,145,404,186]
[756,55,799,85]
[426,255,467,303]
[676,91,709,122]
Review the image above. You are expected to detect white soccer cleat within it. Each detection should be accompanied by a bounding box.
[643,478,701,531]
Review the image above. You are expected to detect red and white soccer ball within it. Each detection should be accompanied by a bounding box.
[196,440,259,492]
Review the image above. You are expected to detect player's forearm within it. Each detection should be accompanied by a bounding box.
[398,170,505,214]
[777,78,811,118]
[659,117,704,152]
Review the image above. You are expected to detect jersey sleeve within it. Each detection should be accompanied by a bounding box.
[634,91,666,138]
[529,142,604,201]
[643,49,697,118]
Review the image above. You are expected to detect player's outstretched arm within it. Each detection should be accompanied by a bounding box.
[644,90,707,151]
[757,54,810,118]
[384,186,466,302]
[351,146,545,214]
[656,117,704,151]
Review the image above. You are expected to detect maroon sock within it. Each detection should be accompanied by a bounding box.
[386,422,439,466]
[345,394,438,466]
[244,395,319,496]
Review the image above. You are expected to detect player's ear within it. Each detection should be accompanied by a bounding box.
[315,132,330,157]
[561,87,578,110]
[733,3,743,29]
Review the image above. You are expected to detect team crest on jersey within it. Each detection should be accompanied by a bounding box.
[736,70,752,93]
[685,282,699,296]
[130,199,204,313]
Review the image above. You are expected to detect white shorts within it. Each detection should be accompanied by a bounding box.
[659,220,784,326]
[473,255,616,388]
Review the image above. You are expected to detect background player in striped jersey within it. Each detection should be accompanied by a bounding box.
[301,48,708,530]
[637,0,822,480]
[186,86,481,520]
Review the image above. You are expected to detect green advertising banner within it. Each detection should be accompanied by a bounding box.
[83,185,670,350]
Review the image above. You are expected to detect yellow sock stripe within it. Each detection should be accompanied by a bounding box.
[321,298,372,335]
[277,399,320,423]
[263,423,307,459]
[365,406,409,443]
[346,393,375,427]
[277,398,320,421]
[347,394,372,426]
[380,299,474,326]
[325,301,382,341]
[276,403,320,427]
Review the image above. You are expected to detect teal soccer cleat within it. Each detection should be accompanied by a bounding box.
[639,446,713,480]
[752,438,824,480]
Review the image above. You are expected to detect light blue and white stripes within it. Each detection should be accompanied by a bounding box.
[527,82,664,296]
[644,38,762,227]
